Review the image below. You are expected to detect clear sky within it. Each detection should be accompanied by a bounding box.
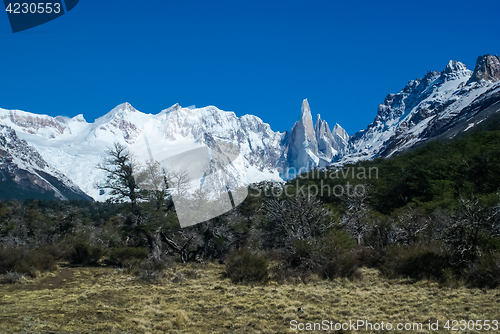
[1,0,499,135]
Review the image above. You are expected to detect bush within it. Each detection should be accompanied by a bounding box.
[271,230,362,282]
[319,251,362,280]
[379,243,450,281]
[131,257,169,282]
[466,252,500,288]
[0,271,27,284]
[0,245,58,277]
[70,242,104,266]
[312,230,361,280]
[225,248,269,284]
[107,247,148,267]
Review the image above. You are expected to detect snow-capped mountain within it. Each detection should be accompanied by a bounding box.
[280,99,348,175]
[4,53,496,202]
[0,101,346,200]
[0,124,92,201]
[336,54,500,165]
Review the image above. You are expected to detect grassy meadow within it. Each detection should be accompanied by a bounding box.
[1,263,499,334]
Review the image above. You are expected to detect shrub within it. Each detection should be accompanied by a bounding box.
[379,243,450,281]
[225,248,269,283]
[466,252,500,288]
[319,251,362,280]
[0,245,57,277]
[107,247,148,267]
[0,271,27,284]
[271,230,362,282]
[133,257,168,282]
[70,242,104,266]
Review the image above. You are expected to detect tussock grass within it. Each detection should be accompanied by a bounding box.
[0,263,499,333]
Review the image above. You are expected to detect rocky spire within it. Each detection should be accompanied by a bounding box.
[467,54,500,84]
[315,114,337,160]
[332,123,349,144]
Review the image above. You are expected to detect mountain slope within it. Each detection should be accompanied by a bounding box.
[0,124,93,201]
[336,54,500,165]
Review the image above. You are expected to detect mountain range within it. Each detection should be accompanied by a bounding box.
[0,54,499,201]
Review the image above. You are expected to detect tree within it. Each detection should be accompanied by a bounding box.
[266,193,333,249]
[391,206,429,245]
[444,195,500,263]
[135,160,169,210]
[340,184,371,245]
[167,170,190,198]
[96,143,140,207]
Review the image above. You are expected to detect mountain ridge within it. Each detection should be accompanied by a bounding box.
[0,101,347,200]
[1,53,499,201]
[336,54,500,165]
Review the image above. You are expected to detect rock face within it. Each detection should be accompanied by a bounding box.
[280,99,348,176]
[467,54,500,84]
[336,54,500,166]
[0,124,92,201]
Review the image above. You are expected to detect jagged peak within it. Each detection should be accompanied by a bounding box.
[314,114,322,131]
[108,102,137,115]
[299,98,312,121]
[332,123,349,141]
[467,54,500,84]
[444,60,467,74]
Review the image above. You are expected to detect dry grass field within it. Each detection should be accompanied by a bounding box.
[0,263,499,333]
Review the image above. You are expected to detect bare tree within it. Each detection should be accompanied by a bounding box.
[135,160,169,210]
[444,195,500,262]
[340,185,371,245]
[391,207,429,245]
[167,170,190,198]
[266,193,333,248]
[96,143,141,206]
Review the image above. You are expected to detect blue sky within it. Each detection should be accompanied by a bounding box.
[1,0,499,135]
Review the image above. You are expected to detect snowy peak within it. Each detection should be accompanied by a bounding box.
[96,102,139,123]
[468,54,500,84]
[444,60,467,74]
[159,103,182,115]
[284,99,319,170]
[337,54,500,166]
[72,114,86,122]
[0,124,47,170]
[442,60,470,81]
[93,103,147,144]
[0,108,69,138]
[315,114,335,160]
